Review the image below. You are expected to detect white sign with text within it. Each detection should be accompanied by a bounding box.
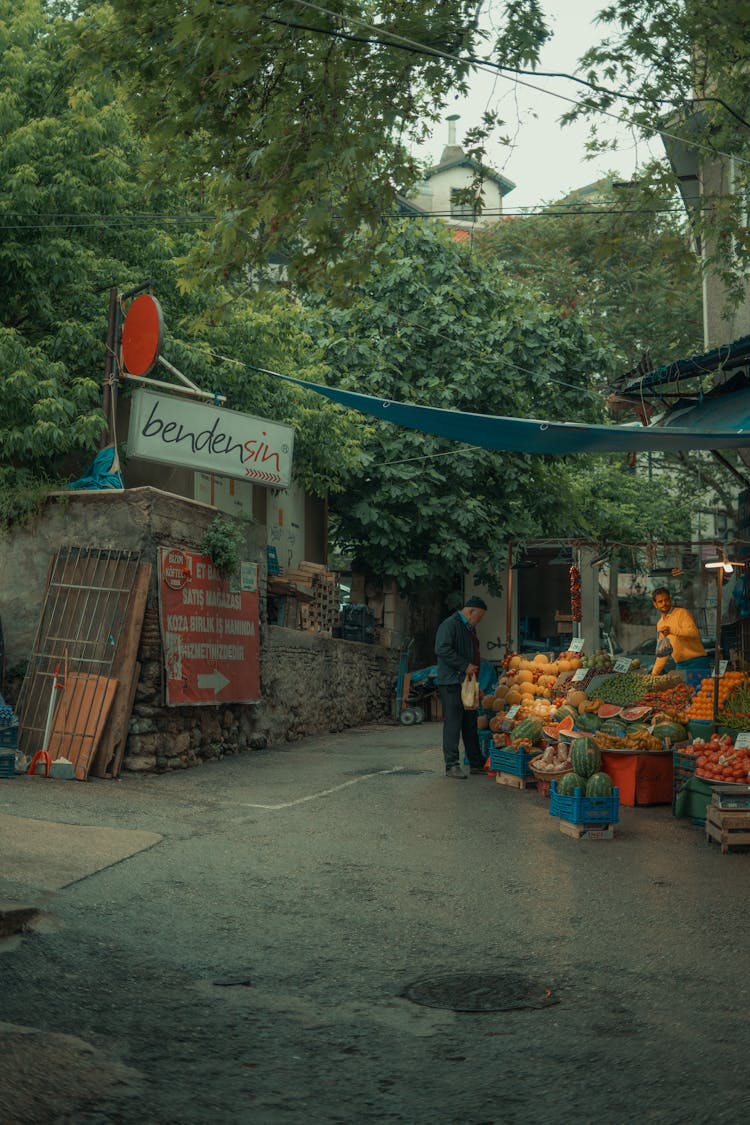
[128,388,294,488]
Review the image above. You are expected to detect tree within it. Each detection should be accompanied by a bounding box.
[80,0,553,289]
[298,218,683,596]
[0,1,363,524]
[560,0,750,304]
[474,176,703,370]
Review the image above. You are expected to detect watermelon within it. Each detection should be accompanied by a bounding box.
[513,717,545,743]
[555,704,578,723]
[599,718,627,738]
[556,771,586,796]
[575,712,600,733]
[597,703,622,719]
[585,772,614,797]
[571,737,602,779]
[651,721,688,743]
[620,705,652,722]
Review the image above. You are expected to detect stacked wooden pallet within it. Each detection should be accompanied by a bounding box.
[283,561,341,636]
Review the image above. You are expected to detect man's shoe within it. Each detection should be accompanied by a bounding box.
[445,765,467,779]
[469,766,487,775]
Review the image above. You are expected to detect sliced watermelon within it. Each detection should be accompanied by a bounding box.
[620,704,652,722]
[597,703,623,719]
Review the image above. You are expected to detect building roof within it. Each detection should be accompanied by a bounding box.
[422,155,516,197]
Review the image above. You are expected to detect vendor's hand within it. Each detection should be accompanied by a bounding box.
[657,623,670,635]
[466,663,479,677]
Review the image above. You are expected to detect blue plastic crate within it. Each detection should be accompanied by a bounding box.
[549,781,620,825]
[479,729,493,752]
[0,724,18,750]
[489,745,537,777]
[0,752,15,778]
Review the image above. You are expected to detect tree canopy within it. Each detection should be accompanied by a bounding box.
[79,0,553,288]
[296,219,693,595]
[0,0,363,524]
[475,176,703,371]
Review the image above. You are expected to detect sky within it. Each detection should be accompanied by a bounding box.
[416,0,662,210]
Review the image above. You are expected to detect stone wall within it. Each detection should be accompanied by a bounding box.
[0,488,399,773]
[125,626,398,771]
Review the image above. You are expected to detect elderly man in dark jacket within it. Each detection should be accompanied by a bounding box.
[435,596,488,779]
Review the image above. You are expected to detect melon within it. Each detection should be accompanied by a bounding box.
[556,772,586,796]
[585,772,614,797]
[513,717,545,742]
[652,721,688,743]
[571,737,602,778]
[555,704,577,722]
[575,712,600,733]
[620,704,651,722]
[557,714,575,732]
[566,689,587,709]
[597,703,623,719]
[599,718,627,737]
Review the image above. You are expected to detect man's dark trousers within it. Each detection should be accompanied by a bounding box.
[438,684,485,770]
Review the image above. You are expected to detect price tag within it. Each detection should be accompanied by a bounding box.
[572,667,588,682]
[568,637,585,653]
[506,704,520,719]
[613,658,632,673]
[734,732,750,749]
[719,660,729,676]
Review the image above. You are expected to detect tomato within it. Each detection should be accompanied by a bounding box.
[697,755,707,767]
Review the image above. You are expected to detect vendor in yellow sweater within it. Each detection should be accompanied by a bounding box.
[651,587,708,676]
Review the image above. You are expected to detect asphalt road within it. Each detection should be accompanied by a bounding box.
[1,721,748,1124]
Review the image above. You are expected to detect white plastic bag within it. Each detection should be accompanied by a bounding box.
[461,671,479,710]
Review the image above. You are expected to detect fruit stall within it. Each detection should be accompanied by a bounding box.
[479,648,750,845]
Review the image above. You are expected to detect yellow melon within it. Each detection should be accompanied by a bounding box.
[509,655,522,670]
[517,669,533,683]
[533,653,549,665]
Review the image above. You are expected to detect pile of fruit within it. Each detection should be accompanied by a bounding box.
[686,672,746,721]
[585,671,683,707]
[693,733,750,783]
[555,738,614,797]
[580,649,616,673]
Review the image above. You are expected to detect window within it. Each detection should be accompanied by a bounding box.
[450,188,477,218]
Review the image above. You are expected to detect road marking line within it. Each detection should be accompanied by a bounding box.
[240,767,405,810]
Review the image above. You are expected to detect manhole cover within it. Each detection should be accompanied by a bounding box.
[401,971,559,1012]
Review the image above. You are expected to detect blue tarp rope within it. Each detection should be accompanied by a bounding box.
[266,371,750,455]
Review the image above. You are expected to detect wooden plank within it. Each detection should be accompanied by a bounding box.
[105,661,141,779]
[704,804,750,852]
[558,819,614,840]
[48,673,118,780]
[91,562,152,778]
[495,771,535,790]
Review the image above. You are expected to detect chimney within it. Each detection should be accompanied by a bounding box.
[439,113,464,165]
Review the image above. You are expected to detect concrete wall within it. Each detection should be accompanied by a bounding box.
[0,488,398,773]
[411,167,504,228]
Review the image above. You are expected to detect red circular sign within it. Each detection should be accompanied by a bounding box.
[121,293,163,376]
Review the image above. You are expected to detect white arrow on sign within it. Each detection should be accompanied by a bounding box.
[197,669,230,694]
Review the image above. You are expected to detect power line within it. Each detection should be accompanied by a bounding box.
[284,0,750,169]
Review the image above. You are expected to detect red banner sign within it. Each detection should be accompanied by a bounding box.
[158,547,260,706]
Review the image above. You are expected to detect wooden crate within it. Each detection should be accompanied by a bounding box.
[704,804,750,853]
[495,771,535,790]
[558,819,614,840]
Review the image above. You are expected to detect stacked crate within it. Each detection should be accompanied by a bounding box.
[283,561,341,636]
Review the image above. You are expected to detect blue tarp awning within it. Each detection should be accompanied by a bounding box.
[274,373,750,454]
[619,334,750,395]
